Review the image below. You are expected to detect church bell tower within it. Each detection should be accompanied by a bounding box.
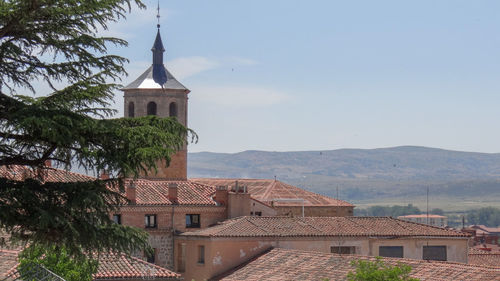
[121,10,189,180]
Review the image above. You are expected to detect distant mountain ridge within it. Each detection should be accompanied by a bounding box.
[188,146,500,206]
[188,146,500,181]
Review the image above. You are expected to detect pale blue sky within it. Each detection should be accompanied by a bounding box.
[107,0,500,153]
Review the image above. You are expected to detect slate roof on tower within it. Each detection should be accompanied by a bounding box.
[122,25,188,91]
[122,65,188,90]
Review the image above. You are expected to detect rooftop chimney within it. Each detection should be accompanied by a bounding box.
[126,181,136,204]
[168,182,178,202]
[44,160,52,167]
[100,170,109,180]
[215,186,228,206]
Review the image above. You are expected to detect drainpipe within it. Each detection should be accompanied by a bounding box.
[171,205,175,270]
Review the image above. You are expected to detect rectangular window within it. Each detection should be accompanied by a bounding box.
[186,214,200,228]
[112,214,121,224]
[198,245,205,264]
[145,214,157,228]
[331,246,355,254]
[379,246,404,258]
[423,246,447,261]
[255,211,262,216]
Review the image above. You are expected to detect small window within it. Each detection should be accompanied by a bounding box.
[379,246,403,258]
[331,246,355,254]
[146,248,156,264]
[145,214,157,228]
[169,102,177,117]
[112,214,121,224]
[423,246,447,261]
[255,211,262,216]
[186,214,200,228]
[198,245,205,264]
[128,102,135,117]
[147,101,157,116]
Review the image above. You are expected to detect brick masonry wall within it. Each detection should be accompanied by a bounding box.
[139,150,187,180]
[115,205,227,269]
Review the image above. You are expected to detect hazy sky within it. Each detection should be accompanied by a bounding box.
[104,0,500,153]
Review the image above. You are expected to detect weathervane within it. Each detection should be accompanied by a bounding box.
[156,0,160,29]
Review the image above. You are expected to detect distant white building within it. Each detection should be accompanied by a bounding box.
[398,214,447,227]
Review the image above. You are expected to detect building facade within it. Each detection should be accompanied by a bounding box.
[176,216,470,281]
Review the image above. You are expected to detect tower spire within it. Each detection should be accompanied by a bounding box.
[151,0,167,86]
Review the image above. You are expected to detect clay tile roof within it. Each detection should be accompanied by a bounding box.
[0,249,180,280]
[126,179,217,206]
[398,214,447,219]
[0,250,18,280]
[216,248,500,281]
[0,165,94,182]
[95,252,180,280]
[191,178,353,207]
[469,248,500,267]
[180,216,469,238]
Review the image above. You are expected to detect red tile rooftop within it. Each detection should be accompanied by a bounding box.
[0,250,18,280]
[216,248,500,281]
[94,252,180,280]
[0,249,180,280]
[123,179,218,206]
[181,216,469,238]
[192,178,353,207]
[398,214,447,219]
[0,165,94,182]
[469,249,500,267]
[0,165,219,206]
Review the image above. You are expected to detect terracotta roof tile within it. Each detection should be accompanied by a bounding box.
[217,248,500,281]
[192,178,353,207]
[94,252,180,279]
[399,214,447,219]
[181,216,469,238]
[125,179,217,206]
[469,248,500,267]
[0,165,94,182]
[0,250,18,279]
[0,166,218,206]
[0,249,180,280]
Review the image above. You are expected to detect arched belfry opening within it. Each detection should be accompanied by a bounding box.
[128,102,135,117]
[169,102,177,117]
[147,101,157,116]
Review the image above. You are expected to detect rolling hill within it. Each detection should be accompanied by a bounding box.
[188,146,500,210]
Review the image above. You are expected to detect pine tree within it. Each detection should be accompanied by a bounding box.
[0,0,195,257]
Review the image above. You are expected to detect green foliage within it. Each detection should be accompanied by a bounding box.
[19,244,98,281]
[354,204,421,217]
[0,0,196,257]
[466,207,500,227]
[347,257,420,281]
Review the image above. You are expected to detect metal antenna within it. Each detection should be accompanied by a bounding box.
[156,0,160,29]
